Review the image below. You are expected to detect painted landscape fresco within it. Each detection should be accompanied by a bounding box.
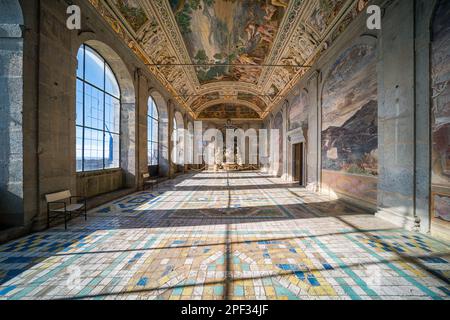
[289,90,308,131]
[322,44,378,175]
[169,0,289,84]
[431,0,450,222]
[321,43,378,203]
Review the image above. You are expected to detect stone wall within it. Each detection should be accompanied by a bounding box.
[1,0,180,234]
[76,169,123,199]
[376,0,416,228]
[265,0,446,239]
[0,0,24,228]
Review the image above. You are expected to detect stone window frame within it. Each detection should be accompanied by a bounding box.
[147,96,160,166]
[76,44,122,173]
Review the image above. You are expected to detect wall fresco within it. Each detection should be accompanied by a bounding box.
[322,170,378,206]
[431,0,450,230]
[321,43,378,204]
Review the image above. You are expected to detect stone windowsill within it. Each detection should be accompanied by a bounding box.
[76,168,123,178]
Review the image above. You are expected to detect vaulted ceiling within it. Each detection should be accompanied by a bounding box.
[89,0,369,119]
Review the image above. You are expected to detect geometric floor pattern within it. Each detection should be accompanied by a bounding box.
[0,171,449,300]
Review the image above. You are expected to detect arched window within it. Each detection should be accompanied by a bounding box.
[173,112,184,165]
[172,118,178,164]
[76,44,121,172]
[148,97,159,166]
[186,122,194,165]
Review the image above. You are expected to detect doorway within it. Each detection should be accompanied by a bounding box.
[293,143,304,186]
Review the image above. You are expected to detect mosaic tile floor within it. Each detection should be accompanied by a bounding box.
[0,171,449,300]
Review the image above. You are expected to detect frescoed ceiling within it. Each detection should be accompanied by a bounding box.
[88,0,369,119]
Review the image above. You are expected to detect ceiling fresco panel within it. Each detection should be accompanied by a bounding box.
[169,0,289,85]
[112,0,149,31]
[306,0,346,35]
[198,104,261,119]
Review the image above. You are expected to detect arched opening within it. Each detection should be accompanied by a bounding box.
[273,112,283,177]
[259,121,270,173]
[321,40,378,206]
[172,111,185,171]
[430,0,450,238]
[147,96,159,176]
[75,41,136,198]
[186,121,194,166]
[75,44,121,172]
[0,0,24,229]
[149,90,169,177]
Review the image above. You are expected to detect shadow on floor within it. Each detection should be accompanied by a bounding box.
[0,172,449,299]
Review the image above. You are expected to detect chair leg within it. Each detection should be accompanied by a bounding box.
[85,207,87,221]
[47,210,50,229]
[64,212,67,230]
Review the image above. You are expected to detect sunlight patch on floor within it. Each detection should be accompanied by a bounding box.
[0,172,448,300]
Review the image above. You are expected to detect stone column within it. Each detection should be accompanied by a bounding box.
[413,0,436,233]
[121,101,137,188]
[307,71,320,192]
[137,71,149,190]
[376,0,417,230]
[269,114,274,175]
[282,101,289,180]
[183,113,189,173]
[37,0,77,228]
[168,100,174,178]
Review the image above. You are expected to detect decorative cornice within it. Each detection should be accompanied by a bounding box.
[258,0,306,88]
[147,0,200,89]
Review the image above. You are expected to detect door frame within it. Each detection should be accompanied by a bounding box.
[286,127,307,186]
[292,142,305,185]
